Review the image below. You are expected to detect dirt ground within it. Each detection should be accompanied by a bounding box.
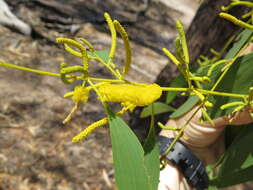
[0,1,199,189]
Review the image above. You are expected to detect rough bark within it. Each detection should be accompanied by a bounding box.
[6,0,177,52]
[156,0,248,87]
[0,0,31,35]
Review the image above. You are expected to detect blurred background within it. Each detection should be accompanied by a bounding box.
[0,0,199,189]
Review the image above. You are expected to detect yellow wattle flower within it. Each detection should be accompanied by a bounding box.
[72,86,90,102]
[72,118,108,142]
[121,102,136,112]
[98,83,162,106]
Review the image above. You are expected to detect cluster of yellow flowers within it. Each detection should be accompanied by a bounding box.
[53,13,165,142]
[0,4,252,143]
[220,0,253,29]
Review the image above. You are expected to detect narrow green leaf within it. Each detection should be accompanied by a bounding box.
[143,126,160,190]
[225,29,253,59]
[198,29,253,90]
[241,154,253,169]
[211,166,253,188]
[211,123,253,188]
[140,102,175,118]
[170,96,199,118]
[166,74,186,104]
[207,185,218,190]
[219,124,253,176]
[88,50,109,62]
[143,104,160,190]
[107,107,150,190]
[208,53,253,119]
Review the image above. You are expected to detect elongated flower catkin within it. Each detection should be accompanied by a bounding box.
[72,118,108,142]
[98,83,162,106]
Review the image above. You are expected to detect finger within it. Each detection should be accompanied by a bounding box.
[161,106,226,164]
[169,106,226,147]
[227,106,253,126]
[158,164,187,190]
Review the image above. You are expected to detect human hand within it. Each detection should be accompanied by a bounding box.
[158,105,253,190]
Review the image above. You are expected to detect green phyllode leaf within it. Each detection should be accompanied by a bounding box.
[225,29,253,60]
[166,74,187,104]
[88,50,110,62]
[207,30,253,188]
[107,107,160,190]
[168,29,253,119]
[143,122,160,190]
[140,101,175,118]
[170,96,199,118]
[208,53,253,119]
[210,124,253,188]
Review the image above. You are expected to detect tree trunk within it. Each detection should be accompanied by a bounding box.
[129,0,250,138]
[156,0,248,87]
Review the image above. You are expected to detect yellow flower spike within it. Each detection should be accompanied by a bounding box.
[201,108,214,126]
[78,38,95,52]
[207,59,230,76]
[113,20,132,76]
[120,102,136,113]
[72,118,108,142]
[63,43,95,59]
[220,101,245,110]
[199,55,211,65]
[60,62,86,84]
[64,91,74,98]
[162,48,186,76]
[56,37,89,71]
[190,76,211,83]
[157,122,179,131]
[104,12,117,59]
[63,44,83,57]
[175,20,192,88]
[56,37,86,54]
[72,85,90,102]
[205,102,213,108]
[202,76,211,83]
[175,20,189,64]
[233,105,245,113]
[62,86,90,124]
[61,65,86,75]
[98,83,162,106]
[210,48,220,56]
[197,58,209,66]
[175,37,185,64]
[72,103,134,142]
[219,13,253,30]
[162,48,180,66]
[221,1,253,11]
[163,47,191,87]
[60,63,76,84]
[192,89,213,107]
[242,11,253,19]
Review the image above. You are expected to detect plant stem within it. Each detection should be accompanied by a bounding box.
[161,87,188,92]
[163,105,202,155]
[93,56,121,79]
[88,77,124,83]
[161,87,247,98]
[0,61,60,77]
[198,89,247,98]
